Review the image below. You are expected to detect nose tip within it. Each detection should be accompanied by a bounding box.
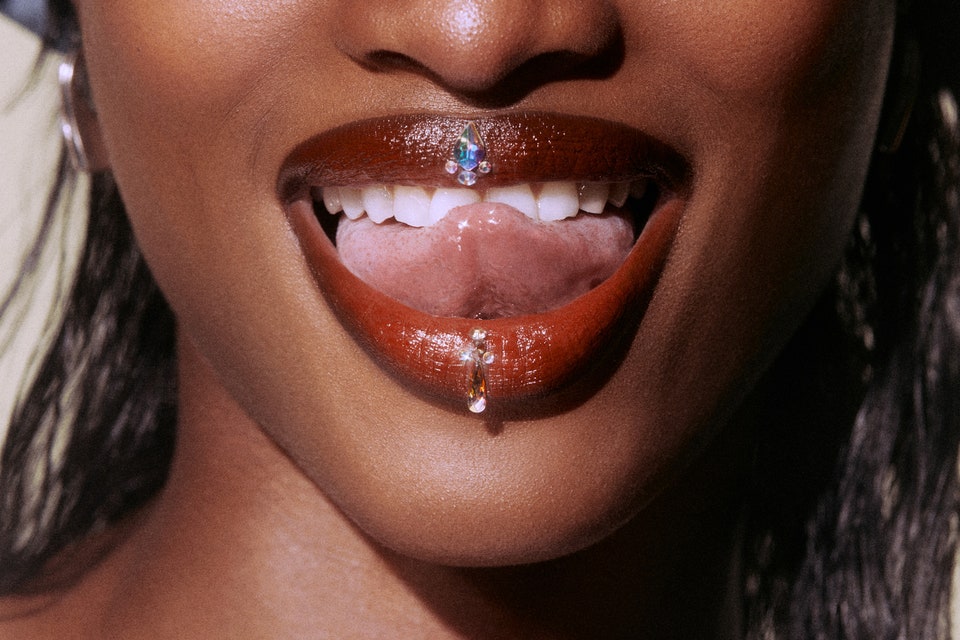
[334,0,622,98]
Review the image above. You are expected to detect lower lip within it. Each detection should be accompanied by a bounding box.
[287,197,683,413]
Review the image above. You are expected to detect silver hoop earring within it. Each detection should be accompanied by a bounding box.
[58,51,90,172]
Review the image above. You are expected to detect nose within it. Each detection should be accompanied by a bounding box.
[332,0,622,103]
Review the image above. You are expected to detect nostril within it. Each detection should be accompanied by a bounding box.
[333,0,624,104]
[355,38,625,109]
[358,50,424,75]
[454,45,625,107]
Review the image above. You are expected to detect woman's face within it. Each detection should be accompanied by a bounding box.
[73,0,894,563]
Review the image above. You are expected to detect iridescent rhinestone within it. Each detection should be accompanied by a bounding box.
[446,122,492,185]
[470,328,487,342]
[455,121,486,171]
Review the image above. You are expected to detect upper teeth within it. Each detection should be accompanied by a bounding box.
[315,180,648,227]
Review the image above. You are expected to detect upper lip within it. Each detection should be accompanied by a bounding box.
[278,112,690,416]
[277,112,689,199]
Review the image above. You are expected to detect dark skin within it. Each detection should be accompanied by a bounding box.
[1,0,893,636]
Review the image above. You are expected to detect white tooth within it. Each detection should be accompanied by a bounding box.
[537,182,580,221]
[608,182,630,208]
[630,179,648,200]
[393,186,432,227]
[340,187,364,220]
[428,188,481,224]
[361,185,394,223]
[484,184,537,219]
[578,183,610,214]
[321,187,343,214]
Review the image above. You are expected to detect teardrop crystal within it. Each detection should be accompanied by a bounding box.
[467,358,488,414]
[455,122,486,172]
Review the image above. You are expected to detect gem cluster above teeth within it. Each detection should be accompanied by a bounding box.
[315,180,649,228]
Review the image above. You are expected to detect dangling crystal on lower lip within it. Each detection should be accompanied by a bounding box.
[460,327,494,413]
[445,122,492,187]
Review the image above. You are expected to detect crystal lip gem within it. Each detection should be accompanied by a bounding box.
[279,113,691,414]
[461,328,495,413]
[445,122,493,187]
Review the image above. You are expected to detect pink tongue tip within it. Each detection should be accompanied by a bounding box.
[336,203,635,318]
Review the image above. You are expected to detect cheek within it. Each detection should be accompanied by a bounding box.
[75,2,311,191]
[623,0,894,420]
[669,0,894,259]
[660,0,885,106]
[78,2,301,97]
[73,3,297,297]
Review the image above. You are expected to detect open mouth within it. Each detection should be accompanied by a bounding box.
[312,178,660,319]
[279,113,689,414]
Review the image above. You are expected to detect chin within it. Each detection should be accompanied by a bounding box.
[279,377,707,568]
[349,479,642,568]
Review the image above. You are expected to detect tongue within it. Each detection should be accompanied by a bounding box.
[335,202,634,318]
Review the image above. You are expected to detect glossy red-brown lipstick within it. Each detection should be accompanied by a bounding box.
[279,113,689,414]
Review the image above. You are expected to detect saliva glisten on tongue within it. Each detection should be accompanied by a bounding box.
[336,202,634,319]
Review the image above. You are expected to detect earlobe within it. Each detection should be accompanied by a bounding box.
[58,50,109,172]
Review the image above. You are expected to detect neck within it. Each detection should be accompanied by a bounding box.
[102,337,748,639]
